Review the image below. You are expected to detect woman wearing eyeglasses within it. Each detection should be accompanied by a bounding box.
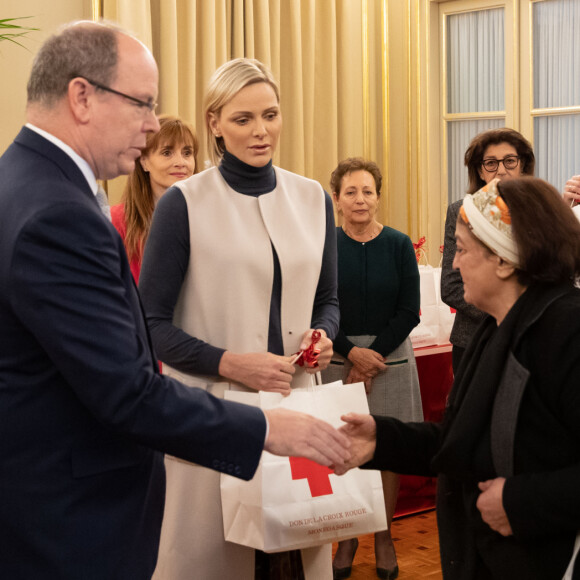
[441,128,535,373]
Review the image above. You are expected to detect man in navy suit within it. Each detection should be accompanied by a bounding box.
[0,21,349,579]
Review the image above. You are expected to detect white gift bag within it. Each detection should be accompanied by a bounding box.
[410,265,456,347]
[432,267,456,344]
[221,382,388,553]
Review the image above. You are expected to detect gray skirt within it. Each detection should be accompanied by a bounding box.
[321,335,423,422]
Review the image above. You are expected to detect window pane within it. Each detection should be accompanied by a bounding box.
[447,119,504,204]
[447,8,504,114]
[534,115,580,192]
[533,0,580,109]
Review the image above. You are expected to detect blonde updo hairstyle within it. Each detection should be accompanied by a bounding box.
[204,58,280,166]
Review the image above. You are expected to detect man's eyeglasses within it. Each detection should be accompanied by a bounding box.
[81,77,158,113]
[481,156,520,172]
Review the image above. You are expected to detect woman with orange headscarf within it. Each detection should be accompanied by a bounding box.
[339,176,580,580]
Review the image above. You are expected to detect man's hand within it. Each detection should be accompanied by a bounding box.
[333,413,377,475]
[263,408,351,467]
[219,352,294,395]
[476,478,513,536]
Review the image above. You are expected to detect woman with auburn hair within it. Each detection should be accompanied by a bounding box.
[338,176,580,580]
[140,58,339,580]
[110,114,198,282]
[441,128,535,373]
[322,157,422,580]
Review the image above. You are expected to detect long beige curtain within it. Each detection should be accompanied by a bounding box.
[101,0,437,255]
[103,1,382,195]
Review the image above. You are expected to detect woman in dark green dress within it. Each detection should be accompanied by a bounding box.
[322,158,422,580]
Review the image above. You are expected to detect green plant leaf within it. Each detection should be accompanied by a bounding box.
[0,17,39,49]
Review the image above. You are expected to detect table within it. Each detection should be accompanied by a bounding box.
[394,344,454,518]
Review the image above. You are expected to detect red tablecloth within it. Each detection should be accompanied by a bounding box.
[394,345,454,518]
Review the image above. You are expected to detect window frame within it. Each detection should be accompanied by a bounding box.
[438,0,519,205]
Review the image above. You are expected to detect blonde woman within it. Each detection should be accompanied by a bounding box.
[140,59,339,579]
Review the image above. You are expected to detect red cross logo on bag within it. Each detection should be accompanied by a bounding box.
[289,457,334,497]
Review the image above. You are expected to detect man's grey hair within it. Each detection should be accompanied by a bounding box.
[27,21,122,108]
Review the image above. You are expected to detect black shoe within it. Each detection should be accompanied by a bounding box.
[332,538,359,580]
[376,564,399,579]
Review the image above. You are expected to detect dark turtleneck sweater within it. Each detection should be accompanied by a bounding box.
[139,150,338,375]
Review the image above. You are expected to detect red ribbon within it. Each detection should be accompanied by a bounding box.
[413,236,426,263]
[293,330,321,368]
[412,236,426,251]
